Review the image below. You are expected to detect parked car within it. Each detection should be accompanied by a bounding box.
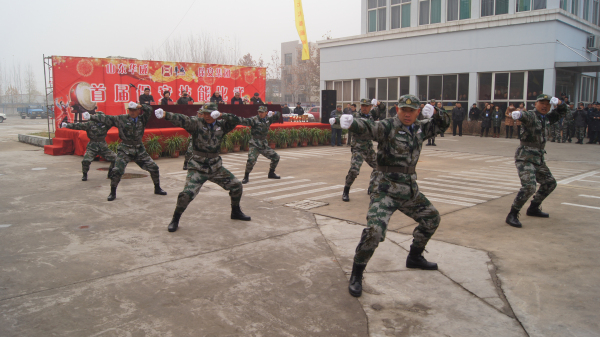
[17,105,47,119]
[306,107,320,121]
[0,112,6,123]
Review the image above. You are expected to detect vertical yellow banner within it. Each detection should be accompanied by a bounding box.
[294,0,310,60]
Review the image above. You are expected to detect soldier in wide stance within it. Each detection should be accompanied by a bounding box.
[330,98,377,202]
[61,112,116,181]
[506,94,567,228]
[334,95,450,297]
[241,106,281,184]
[83,102,167,201]
[154,103,251,233]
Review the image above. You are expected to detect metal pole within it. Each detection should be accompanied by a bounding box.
[43,54,52,141]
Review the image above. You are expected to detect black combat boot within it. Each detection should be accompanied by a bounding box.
[107,186,117,201]
[348,263,366,297]
[426,139,431,146]
[505,208,522,228]
[183,162,188,170]
[168,210,183,232]
[82,173,88,181]
[242,172,250,184]
[406,246,438,270]
[268,169,280,179]
[154,184,167,195]
[526,201,549,218]
[342,186,350,202]
[231,205,251,221]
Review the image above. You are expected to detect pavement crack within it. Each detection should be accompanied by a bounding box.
[0,226,315,303]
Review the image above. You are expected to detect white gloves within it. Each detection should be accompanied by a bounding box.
[154,108,164,119]
[82,112,90,120]
[340,115,354,129]
[211,111,221,119]
[267,111,274,117]
[371,99,377,106]
[61,122,67,128]
[512,110,522,120]
[329,117,336,125]
[422,104,434,119]
[550,97,559,106]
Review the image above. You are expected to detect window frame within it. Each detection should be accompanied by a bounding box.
[368,0,388,32]
[419,0,442,25]
[477,71,544,112]
[391,0,412,29]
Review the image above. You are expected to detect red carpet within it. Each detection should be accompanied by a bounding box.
[48,122,330,156]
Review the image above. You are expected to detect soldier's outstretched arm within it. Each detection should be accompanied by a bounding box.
[345,117,391,142]
[63,121,89,130]
[268,110,282,123]
[422,107,451,139]
[89,113,115,127]
[220,113,245,133]
[547,102,568,124]
[163,111,197,133]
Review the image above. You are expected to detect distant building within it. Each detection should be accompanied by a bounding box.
[318,0,600,112]
[281,40,319,106]
[266,79,282,103]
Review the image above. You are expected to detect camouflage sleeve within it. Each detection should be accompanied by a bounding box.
[140,104,153,125]
[518,110,538,127]
[348,117,392,142]
[64,122,89,130]
[220,113,243,133]
[546,103,568,124]
[165,111,197,132]
[239,116,256,127]
[420,108,451,140]
[268,111,282,124]
[89,113,115,127]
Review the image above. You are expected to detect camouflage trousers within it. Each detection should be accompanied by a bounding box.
[184,138,193,163]
[111,144,160,187]
[354,190,441,265]
[511,160,557,211]
[82,141,116,174]
[549,123,561,141]
[345,147,377,187]
[575,127,586,141]
[560,123,574,142]
[175,166,243,213]
[246,145,279,172]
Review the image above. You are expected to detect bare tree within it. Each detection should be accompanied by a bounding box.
[143,33,241,65]
[267,50,281,80]
[289,44,320,104]
[25,64,41,103]
[238,53,265,68]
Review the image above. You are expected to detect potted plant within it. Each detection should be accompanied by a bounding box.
[229,130,242,152]
[341,129,349,144]
[309,128,320,146]
[324,129,332,145]
[108,140,120,153]
[165,134,185,158]
[240,127,251,151]
[144,134,162,160]
[288,128,299,148]
[220,134,232,154]
[277,129,289,149]
[267,129,277,149]
[180,136,191,153]
[298,127,310,147]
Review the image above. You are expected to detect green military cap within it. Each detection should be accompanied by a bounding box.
[258,106,268,112]
[198,102,218,114]
[398,94,420,109]
[359,98,372,106]
[536,94,551,102]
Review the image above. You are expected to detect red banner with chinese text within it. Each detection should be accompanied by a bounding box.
[51,56,266,127]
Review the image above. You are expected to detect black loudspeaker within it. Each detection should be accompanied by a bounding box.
[321,90,337,123]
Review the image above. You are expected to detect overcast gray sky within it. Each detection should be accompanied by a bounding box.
[0,0,360,91]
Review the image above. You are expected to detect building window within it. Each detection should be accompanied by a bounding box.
[560,0,568,10]
[417,74,469,104]
[572,0,579,14]
[580,76,595,102]
[284,53,292,66]
[400,77,410,96]
[366,77,410,109]
[593,0,599,24]
[353,80,361,102]
[368,0,387,32]
[583,0,590,19]
[482,0,509,16]
[420,0,442,24]
[392,0,412,28]
[448,0,471,20]
[517,0,546,12]
[329,79,362,104]
[479,71,542,111]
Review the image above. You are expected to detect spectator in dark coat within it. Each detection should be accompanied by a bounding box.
[250,93,264,105]
[160,91,173,105]
[469,103,481,121]
[210,92,224,104]
[587,103,600,144]
[281,103,291,115]
[176,91,194,105]
[293,102,304,116]
[573,103,588,144]
[451,102,465,136]
[139,88,155,105]
[230,92,243,105]
[481,104,492,137]
[491,106,503,138]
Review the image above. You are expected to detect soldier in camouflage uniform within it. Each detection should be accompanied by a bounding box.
[560,104,575,143]
[370,100,387,121]
[182,136,193,170]
[240,106,281,184]
[330,98,377,202]
[506,94,567,228]
[548,114,563,142]
[155,103,250,233]
[573,103,588,144]
[61,112,116,181]
[83,102,167,201]
[335,95,450,298]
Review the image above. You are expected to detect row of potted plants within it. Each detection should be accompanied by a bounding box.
[106,127,342,159]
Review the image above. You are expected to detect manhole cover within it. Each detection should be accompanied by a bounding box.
[284,200,329,210]
[97,168,110,171]
[122,173,148,179]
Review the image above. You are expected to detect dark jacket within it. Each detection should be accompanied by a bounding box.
[210,94,224,104]
[452,107,466,122]
[573,109,587,127]
[588,108,600,131]
[388,106,398,118]
[139,94,155,105]
[330,109,342,129]
[481,109,492,128]
[250,97,264,105]
[492,109,503,127]
[231,97,243,105]
[469,107,481,121]
[176,96,194,105]
[293,106,304,115]
[282,106,291,114]
[160,97,172,105]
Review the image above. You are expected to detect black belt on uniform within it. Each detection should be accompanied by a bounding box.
[122,140,142,146]
[376,165,416,174]
[520,141,545,150]
[193,150,220,158]
[89,138,106,143]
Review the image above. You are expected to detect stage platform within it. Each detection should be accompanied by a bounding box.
[45,122,331,156]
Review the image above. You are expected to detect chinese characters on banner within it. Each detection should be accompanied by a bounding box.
[51,56,266,127]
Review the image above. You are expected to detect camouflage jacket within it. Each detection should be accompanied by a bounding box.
[349,111,375,151]
[563,109,575,126]
[90,105,152,144]
[370,103,387,121]
[165,112,242,173]
[515,103,567,165]
[348,109,450,199]
[240,111,281,148]
[64,119,110,143]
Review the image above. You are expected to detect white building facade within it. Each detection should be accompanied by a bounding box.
[318,0,600,112]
